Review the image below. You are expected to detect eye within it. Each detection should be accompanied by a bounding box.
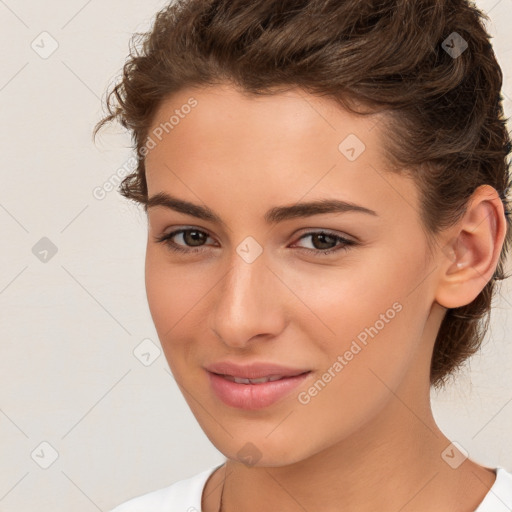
[291,230,356,256]
[154,228,356,256]
[154,228,214,254]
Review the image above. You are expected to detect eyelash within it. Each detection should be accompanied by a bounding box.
[154,228,356,257]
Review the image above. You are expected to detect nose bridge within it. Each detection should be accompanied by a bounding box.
[210,247,283,346]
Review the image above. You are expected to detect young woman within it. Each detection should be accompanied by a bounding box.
[95,0,512,510]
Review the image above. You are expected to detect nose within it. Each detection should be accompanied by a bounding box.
[209,251,287,349]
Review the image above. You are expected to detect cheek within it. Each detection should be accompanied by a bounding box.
[144,249,194,355]
[144,248,202,327]
[280,274,426,445]
[145,249,172,329]
[281,251,427,384]
[144,248,215,369]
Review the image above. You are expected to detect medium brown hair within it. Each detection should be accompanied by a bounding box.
[94,0,512,389]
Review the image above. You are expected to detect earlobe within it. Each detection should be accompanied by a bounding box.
[434,185,507,309]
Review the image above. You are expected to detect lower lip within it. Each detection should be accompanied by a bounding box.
[207,371,311,410]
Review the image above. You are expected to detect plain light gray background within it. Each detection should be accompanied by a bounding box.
[0,1,511,511]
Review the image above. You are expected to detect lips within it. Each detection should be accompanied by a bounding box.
[207,370,312,409]
[204,360,312,409]
[204,361,311,380]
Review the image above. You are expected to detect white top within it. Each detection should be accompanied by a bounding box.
[109,464,512,512]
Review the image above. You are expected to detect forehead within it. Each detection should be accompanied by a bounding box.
[144,83,420,227]
[146,83,381,159]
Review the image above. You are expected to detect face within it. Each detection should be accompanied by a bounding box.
[144,83,442,466]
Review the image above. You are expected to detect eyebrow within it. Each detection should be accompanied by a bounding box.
[145,191,378,225]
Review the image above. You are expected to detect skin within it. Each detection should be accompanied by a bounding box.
[143,83,506,512]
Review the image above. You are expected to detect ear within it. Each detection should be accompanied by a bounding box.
[434,185,507,309]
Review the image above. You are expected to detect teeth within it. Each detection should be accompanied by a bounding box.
[223,374,285,384]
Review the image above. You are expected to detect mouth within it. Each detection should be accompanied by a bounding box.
[206,370,313,410]
[212,372,311,384]
[204,360,312,380]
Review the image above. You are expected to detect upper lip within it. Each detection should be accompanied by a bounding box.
[204,361,311,379]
